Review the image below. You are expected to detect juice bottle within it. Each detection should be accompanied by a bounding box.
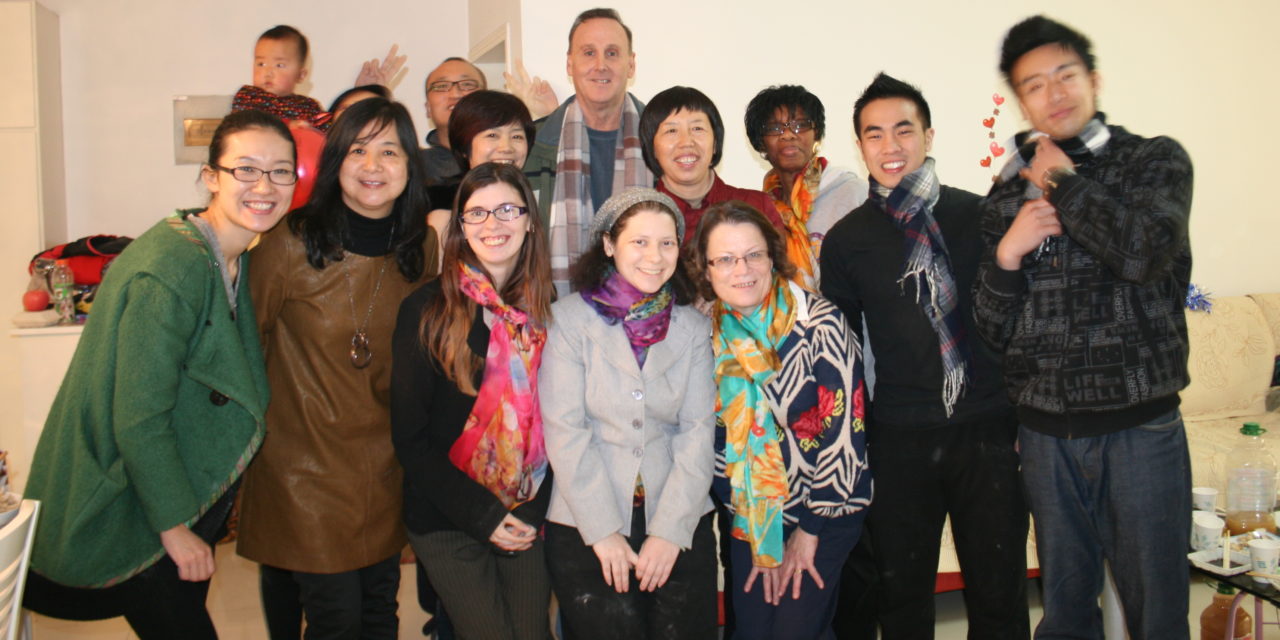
[1200,582,1252,639]
[1225,422,1278,535]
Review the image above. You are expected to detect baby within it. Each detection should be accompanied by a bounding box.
[231,25,330,130]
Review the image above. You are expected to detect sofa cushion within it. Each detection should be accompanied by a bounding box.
[1186,411,1280,499]
[1182,296,1275,419]
[1249,293,1280,359]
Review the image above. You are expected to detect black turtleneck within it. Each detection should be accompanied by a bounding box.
[344,207,395,257]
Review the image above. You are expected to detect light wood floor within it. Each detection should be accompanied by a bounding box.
[27,547,1236,639]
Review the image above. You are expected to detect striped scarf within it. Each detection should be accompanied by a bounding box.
[713,275,795,568]
[548,98,652,295]
[764,156,824,291]
[998,113,1110,198]
[997,114,1111,264]
[448,263,548,507]
[869,157,967,416]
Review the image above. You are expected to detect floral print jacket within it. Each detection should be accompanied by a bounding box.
[713,285,873,535]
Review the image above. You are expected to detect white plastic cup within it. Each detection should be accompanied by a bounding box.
[1193,486,1219,512]
[1249,538,1280,583]
[1192,512,1225,551]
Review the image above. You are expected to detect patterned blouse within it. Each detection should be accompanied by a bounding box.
[713,286,872,534]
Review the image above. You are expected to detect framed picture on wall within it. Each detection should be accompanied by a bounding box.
[173,95,232,164]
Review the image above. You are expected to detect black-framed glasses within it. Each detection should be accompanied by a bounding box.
[460,203,528,225]
[212,164,298,185]
[707,251,770,272]
[761,119,815,137]
[428,79,481,93]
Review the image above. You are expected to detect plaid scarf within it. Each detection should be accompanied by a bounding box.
[869,157,967,416]
[548,98,652,294]
[713,274,795,568]
[764,156,824,291]
[997,113,1110,198]
[996,113,1110,263]
[231,85,331,131]
[448,263,548,508]
[581,268,674,368]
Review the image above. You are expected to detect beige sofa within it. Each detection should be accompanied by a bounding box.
[934,292,1280,589]
[1183,293,1280,495]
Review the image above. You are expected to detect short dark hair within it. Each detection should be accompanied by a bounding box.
[288,97,428,282]
[446,90,535,169]
[206,109,295,170]
[639,86,725,178]
[327,84,391,116]
[569,199,695,303]
[567,8,633,53]
[743,85,827,152]
[852,73,932,137]
[686,200,796,301]
[999,15,1096,85]
[424,56,488,96]
[258,25,308,64]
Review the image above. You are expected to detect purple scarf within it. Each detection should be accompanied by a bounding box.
[581,269,674,367]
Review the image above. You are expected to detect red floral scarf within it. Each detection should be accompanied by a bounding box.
[448,263,548,507]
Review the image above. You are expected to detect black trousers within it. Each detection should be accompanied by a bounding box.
[260,563,303,639]
[409,528,550,640]
[23,483,238,639]
[868,410,1031,640]
[831,529,879,639]
[546,505,718,640]
[260,553,401,640]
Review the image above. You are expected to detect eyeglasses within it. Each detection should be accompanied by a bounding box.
[212,164,298,185]
[460,203,528,225]
[761,119,815,137]
[428,79,481,93]
[707,251,771,272]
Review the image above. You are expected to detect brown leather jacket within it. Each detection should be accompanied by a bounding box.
[237,224,437,572]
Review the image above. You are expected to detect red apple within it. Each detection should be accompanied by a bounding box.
[22,289,50,312]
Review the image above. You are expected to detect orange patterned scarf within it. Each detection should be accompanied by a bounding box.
[764,156,826,291]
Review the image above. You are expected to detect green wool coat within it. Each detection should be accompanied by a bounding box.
[25,212,270,588]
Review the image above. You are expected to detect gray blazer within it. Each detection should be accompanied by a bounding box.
[540,294,715,549]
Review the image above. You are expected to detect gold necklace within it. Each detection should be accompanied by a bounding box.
[341,255,389,369]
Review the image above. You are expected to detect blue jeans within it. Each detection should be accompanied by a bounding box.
[1020,410,1191,640]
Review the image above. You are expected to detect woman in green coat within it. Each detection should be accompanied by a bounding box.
[22,110,296,639]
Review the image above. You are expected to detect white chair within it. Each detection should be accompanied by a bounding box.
[0,500,40,640]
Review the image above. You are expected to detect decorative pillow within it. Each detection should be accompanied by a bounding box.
[1181,296,1274,419]
[1246,293,1280,386]
[1248,294,1280,357]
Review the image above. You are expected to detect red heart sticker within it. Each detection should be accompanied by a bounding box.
[990,141,1005,157]
[992,93,1005,106]
[982,117,995,128]
[979,156,992,167]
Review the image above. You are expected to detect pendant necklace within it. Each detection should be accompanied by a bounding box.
[342,255,389,369]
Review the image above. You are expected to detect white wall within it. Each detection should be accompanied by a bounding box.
[40,0,469,241]
[35,0,1280,294]
[521,0,1280,297]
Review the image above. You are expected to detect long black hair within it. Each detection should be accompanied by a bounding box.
[287,97,427,281]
